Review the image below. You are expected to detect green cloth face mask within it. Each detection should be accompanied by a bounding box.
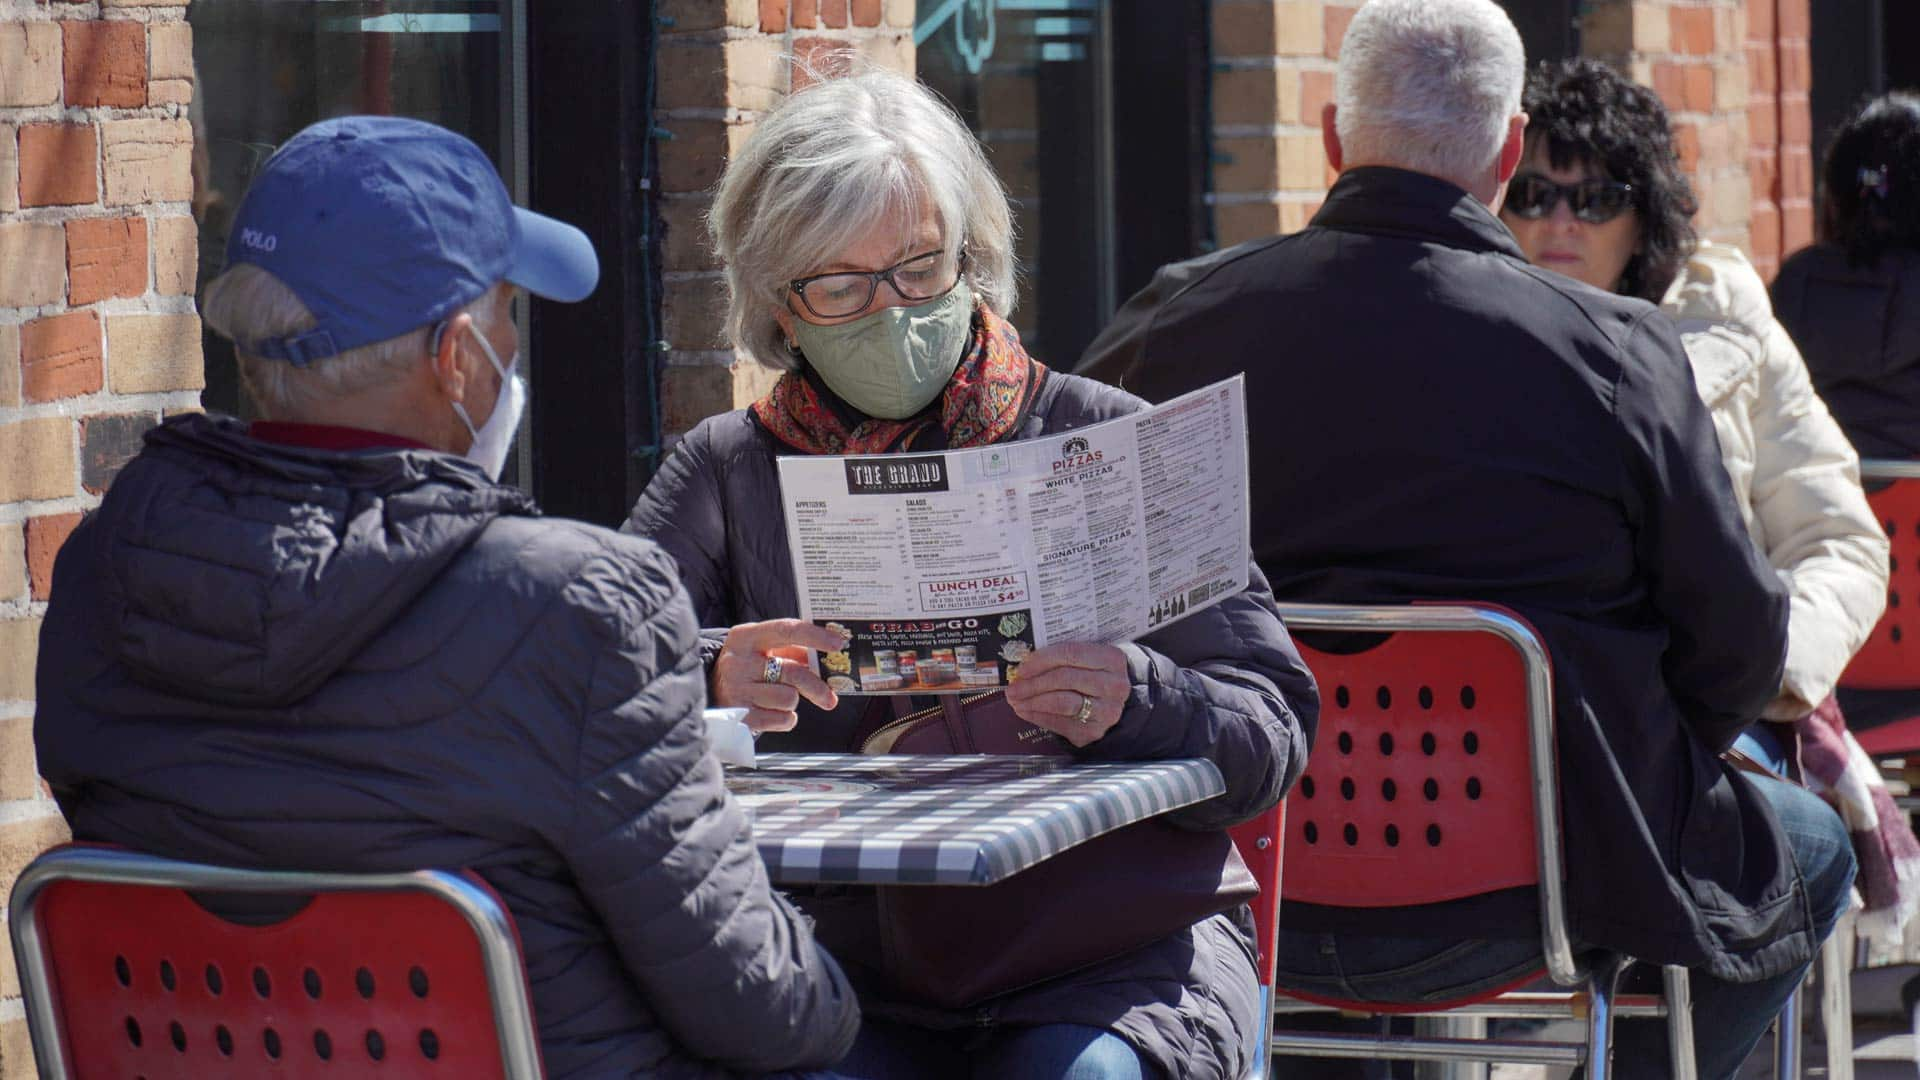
[790,283,975,420]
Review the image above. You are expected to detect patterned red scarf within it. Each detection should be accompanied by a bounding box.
[752,306,1047,455]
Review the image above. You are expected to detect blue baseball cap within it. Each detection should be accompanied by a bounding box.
[224,115,598,367]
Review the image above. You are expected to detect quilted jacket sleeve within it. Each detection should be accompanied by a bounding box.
[622,422,736,668]
[553,540,859,1072]
[1080,563,1319,829]
[1743,317,1890,718]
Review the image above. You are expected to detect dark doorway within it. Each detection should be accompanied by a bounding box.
[1499,0,1580,65]
[525,2,661,527]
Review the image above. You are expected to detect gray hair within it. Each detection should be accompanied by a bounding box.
[202,264,505,420]
[1335,0,1525,189]
[709,67,1017,371]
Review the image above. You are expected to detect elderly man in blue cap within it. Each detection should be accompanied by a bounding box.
[33,117,860,1078]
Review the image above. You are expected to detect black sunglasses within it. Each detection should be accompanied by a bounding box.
[1505,174,1636,224]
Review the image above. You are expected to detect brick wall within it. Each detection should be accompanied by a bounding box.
[1743,0,1812,279]
[0,0,201,1071]
[1208,0,1355,247]
[653,0,912,438]
[1586,0,1754,256]
[1203,0,1814,280]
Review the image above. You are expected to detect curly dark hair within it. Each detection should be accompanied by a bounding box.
[1518,59,1698,302]
[1819,92,1920,266]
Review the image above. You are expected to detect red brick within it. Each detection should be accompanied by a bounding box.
[1782,202,1813,251]
[1747,44,1776,94]
[760,0,786,32]
[24,512,80,602]
[1782,146,1814,200]
[792,0,818,29]
[1750,154,1779,201]
[1652,62,1686,113]
[1748,101,1776,146]
[1682,64,1715,112]
[792,37,840,88]
[1747,0,1774,40]
[821,0,849,29]
[65,216,147,305]
[1673,122,1702,173]
[1777,0,1809,39]
[1301,70,1335,127]
[1782,103,1811,144]
[1779,41,1810,92]
[62,20,147,109]
[1670,7,1715,55]
[20,310,102,403]
[852,0,881,27]
[1324,4,1356,58]
[18,124,97,208]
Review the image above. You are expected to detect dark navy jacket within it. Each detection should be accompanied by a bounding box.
[35,413,860,1078]
[1078,167,1807,982]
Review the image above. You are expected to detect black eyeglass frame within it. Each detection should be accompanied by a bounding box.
[1505,174,1637,224]
[787,249,970,322]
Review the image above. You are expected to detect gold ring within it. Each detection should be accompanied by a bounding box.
[1075,694,1095,724]
[762,656,783,684]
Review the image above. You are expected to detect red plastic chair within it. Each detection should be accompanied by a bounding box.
[1265,602,1701,1080]
[1228,804,1284,1080]
[1841,460,1920,757]
[8,844,544,1079]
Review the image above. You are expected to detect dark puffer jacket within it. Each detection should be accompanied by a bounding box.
[623,370,1319,1080]
[34,413,859,1079]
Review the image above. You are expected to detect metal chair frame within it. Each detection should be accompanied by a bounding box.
[1230,805,1285,1080]
[1266,602,1702,1080]
[8,845,545,1080]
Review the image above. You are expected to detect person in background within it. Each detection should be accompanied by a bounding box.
[1075,2,1855,1075]
[624,65,1317,1080]
[1498,59,1912,948]
[1774,92,1920,461]
[34,116,859,1079]
[1773,93,1920,737]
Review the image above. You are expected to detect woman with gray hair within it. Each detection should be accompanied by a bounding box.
[624,67,1317,1080]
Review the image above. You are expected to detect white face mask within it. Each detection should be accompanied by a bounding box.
[449,325,524,481]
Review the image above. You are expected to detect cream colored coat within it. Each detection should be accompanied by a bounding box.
[1662,242,1891,719]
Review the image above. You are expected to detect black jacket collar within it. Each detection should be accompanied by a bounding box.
[1311,166,1526,260]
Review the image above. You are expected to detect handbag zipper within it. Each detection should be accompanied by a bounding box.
[861,691,1002,754]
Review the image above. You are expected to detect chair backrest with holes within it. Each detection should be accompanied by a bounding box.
[1278,607,1544,909]
[1842,470,1920,688]
[9,844,544,1080]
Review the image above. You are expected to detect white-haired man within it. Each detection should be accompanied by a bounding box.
[1078,1,1852,1075]
[34,116,859,1078]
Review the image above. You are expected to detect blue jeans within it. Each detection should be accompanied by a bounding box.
[1276,773,1856,1080]
[832,1019,1161,1080]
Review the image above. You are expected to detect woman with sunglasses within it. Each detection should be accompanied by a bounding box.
[1772,95,1920,742]
[1505,58,1907,934]
[622,65,1316,1080]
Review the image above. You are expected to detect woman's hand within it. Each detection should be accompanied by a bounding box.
[712,619,847,733]
[1003,642,1131,748]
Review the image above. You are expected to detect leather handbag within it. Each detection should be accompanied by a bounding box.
[858,691,1259,1008]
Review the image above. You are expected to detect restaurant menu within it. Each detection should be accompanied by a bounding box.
[777,376,1250,695]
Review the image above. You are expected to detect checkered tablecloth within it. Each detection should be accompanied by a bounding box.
[726,753,1226,885]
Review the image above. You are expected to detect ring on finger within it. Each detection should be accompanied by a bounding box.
[1074,693,1095,725]
[761,656,784,684]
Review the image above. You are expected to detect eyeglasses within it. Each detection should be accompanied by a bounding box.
[789,249,966,321]
[1505,174,1636,224]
